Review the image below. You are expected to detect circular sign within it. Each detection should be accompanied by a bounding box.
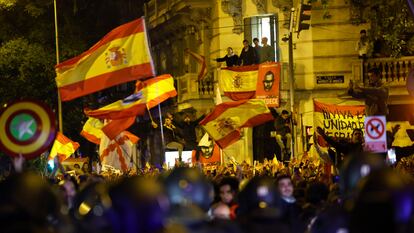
[366,118,385,140]
[0,100,57,159]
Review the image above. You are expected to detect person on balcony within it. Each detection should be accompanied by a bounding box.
[253,37,261,64]
[238,39,257,66]
[348,67,389,116]
[260,37,275,63]
[356,29,369,60]
[215,47,239,67]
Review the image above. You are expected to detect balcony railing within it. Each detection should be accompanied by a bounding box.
[176,73,215,103]
[363,56,414,86]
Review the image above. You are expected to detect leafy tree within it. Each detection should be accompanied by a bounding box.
[0,0,147,169]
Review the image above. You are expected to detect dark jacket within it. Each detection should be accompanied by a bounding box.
[163,124,183,145]
[216,54,239,67]
[348,82,389,116]
[239,46,257,66]
[175,115,205,150]
[273,112,291,136]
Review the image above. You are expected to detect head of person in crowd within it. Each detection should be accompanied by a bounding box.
[351,128,364,144]
[253,38,260,47]
[217,177,239,205]
[359,29,367,41]
[72,181,113,233]
[164,167,214,223]
[237,176,283,219]
[183,114,191,124]
[164,117,173,127]
[367,67,382,86]
[339,151,386,199]
[281,110,290,120]
[243,39,250,49]
[261,37,269,46]
[166,112,174,120]
[108,176,167,233]
[350,168,414,233]
[210,202,231,220]
[276,174,295,203]
[82,162,90,174]
[227,47,234,56]
[263,71,275,91]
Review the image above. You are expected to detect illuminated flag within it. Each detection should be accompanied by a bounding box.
[185,48,207,80]
[49,132,80,162]
[80,117,104,145]
[85,74,176,120]
[219,65,258,100]
[55,18,155,101]
[99,132,139,172]
[200,99,274,148]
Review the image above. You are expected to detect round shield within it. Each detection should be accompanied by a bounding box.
[0,100,57,159]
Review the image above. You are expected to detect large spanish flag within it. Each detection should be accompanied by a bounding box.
[55,17,155,101]
[49,132,80,162]
[219,65,258,101]
[85,74,176,119]
[200,99,274,148]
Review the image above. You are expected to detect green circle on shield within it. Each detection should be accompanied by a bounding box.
[9,113,37,142]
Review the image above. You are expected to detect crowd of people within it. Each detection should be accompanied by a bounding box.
[0,147,413,233]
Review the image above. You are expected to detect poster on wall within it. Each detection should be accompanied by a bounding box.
[255,62,281,107]
[313,100,365,146]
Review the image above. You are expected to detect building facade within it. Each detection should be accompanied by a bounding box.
[145,0,414,162]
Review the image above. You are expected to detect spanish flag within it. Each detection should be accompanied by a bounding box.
[219,65,258,101]
[85,74,177,119]
[80,117,104,145]
[185,48,207,80]
[55,17,155,101]
[200,99,274,148]
[49,132,80,162]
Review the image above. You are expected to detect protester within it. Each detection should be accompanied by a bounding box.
[348,67,389,116]
[163,117,185,161]
[215,47,239,67]
[274,110,292,161]
[355,29,369,60]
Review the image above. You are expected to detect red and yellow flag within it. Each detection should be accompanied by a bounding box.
[55,17,155,101]
[80,117,104,144]
[219,65,258,100]
[99,132,139,172]
[85,74,176,120]
[185,49,207,80]
[49,132,80,162]
[200,99,274,148]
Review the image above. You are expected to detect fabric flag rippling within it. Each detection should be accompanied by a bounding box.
[49,132,80,162]
[200,99,274,148]
[55,17,155,101]
[219,65,259,101]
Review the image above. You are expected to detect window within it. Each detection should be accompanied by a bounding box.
[244,15,279,61]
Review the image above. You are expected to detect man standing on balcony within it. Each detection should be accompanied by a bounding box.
[239,39,257,66]
[348,67,389,116]
[253,38,261,64]
[260,37,275,63]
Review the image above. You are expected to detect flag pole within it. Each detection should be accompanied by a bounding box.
[54,0,63,133]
